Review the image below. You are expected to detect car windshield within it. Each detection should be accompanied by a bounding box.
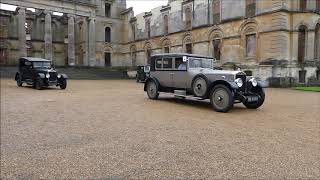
[33,62,51,69]
[189,57,213,69]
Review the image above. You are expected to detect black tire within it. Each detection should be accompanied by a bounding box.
[59,79,67,89]
[16,74,22,87]
[243,87,265,109]
[192,76,208,98]
[34,78,43,90]
[146,80,159,100]
[210,84,234,113]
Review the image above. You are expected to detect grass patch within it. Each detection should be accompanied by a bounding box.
[294,86,320,92]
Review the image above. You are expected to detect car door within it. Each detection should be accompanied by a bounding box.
[152,57,174,87]
[172,57,188,89]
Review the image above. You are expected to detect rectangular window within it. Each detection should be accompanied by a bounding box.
[164,47,170,53]
[212,0,220,24]
[317,0,320,11]
[300,0,307,11]
[105,3,111,17]
[299,70,306,83]
[246,0,256,17]
[186,43,192,54]
[175,57,187,70]
[162,57,173,69]
[156,59,162,69]
[213,39,221,60]
[246,34,256,57]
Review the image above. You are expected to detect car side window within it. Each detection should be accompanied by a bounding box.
[162,57,172,69]
[155,59,162,69]
[175,57,187,71]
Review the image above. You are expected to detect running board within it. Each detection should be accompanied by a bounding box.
[173,90,205,100]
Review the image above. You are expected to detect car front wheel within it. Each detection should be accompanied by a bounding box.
[243,87,265,109]
[16,74,22,87]
[34,78,43,90]
[210,84,234,113]
[146,80,159,100]
[59,79,67,89]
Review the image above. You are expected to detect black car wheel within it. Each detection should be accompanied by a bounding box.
[210,84,234,113]
[59,79,67,89]
[34,78,43,90]
[192,76,208,98]
[243,87,265,109]
[16,74,23,87]
[146,80,159,100]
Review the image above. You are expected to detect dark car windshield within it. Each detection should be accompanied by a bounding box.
[33,62,51,69]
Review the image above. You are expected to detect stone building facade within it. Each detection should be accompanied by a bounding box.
[0,0,319,86]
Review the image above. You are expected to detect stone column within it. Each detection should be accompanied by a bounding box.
[44,11,52,60]
[88,17,96,67]
[68,15,75,66]
[18,7,27,57]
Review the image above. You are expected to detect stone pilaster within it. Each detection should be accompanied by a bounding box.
[18,7,27,57]
[44,11,52,60]
[88,17,96,67]
[83,18,89,66]
[68,15,75,66]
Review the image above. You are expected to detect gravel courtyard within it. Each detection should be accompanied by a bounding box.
[1,78,319,179]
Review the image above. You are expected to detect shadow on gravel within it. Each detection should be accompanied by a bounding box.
[156,97,249,113]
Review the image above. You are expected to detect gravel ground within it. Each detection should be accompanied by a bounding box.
[1,78,319,179]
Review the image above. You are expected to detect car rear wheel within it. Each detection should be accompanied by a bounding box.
[192,76,208,98]
[16,74,22,87]
[210,84,234,113]
[146,80,159,100]
[34,78,43,90]
[59,79,67,89]
[243,87,265,109]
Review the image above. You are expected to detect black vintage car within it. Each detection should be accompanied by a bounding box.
[15,57,68,90]
[136,65,150,82]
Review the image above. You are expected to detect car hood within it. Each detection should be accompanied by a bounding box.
[196,68,245,76]
[35,68,57,74]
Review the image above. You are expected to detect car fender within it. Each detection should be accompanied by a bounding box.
[59,73,68,79]
[209,80,239,91]
[144,77,160,92]
[15,72,20,80]
[37,73,45,79]
[257,80,268,88]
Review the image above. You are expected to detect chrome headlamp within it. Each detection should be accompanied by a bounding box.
[57,74,61,78]
[249,78,258,87]
[46,73,50,78]
[235,78,243,87]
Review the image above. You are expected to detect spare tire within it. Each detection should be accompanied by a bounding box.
[192,76,208,98]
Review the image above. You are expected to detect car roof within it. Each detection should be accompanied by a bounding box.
[19,57,52,62]
[151,53,213,59]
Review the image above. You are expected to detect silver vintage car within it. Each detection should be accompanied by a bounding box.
[144,53,268,112]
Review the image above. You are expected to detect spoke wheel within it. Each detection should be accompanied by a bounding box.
[146,80,159,100]
[210,84,234,113]
[192,76,208,98]
[60,79,67,89]
[34,78,42,90]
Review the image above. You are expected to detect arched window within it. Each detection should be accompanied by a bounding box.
[317,0,320,12]
[163,15,169,35]
[300,0,307,11]
[212,0,220,24]
[185,7,192,30]
[105,27,111,42]
[246,33,256,57]
[246,0,256,17]
[130,45,137,66]
[298,25,307,64]
[105,3,111,17]
[315,24,320,60]
[146,20,151,38]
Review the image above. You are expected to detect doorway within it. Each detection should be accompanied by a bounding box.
[105,52,111,67]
